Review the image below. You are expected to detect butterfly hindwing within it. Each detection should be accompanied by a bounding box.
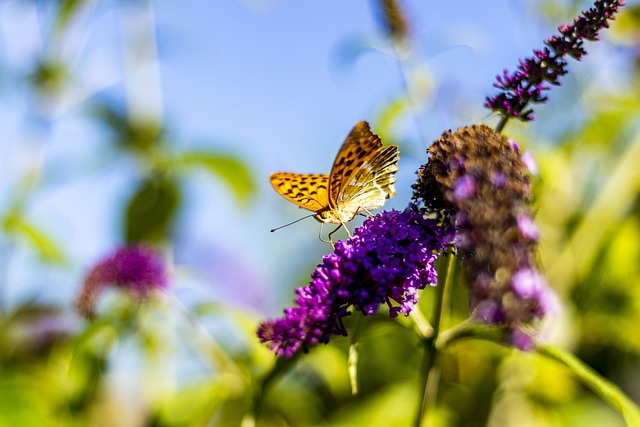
[270,173,331,213]
[334,145,399,219]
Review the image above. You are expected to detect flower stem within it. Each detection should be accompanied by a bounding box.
[415,254,455,426]
[495,116,508,133]
[537,344,640,427]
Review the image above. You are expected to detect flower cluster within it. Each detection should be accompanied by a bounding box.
[75,245,168,318]
[413,124,558,350]
[257,209,447,357]
[485,0,625,123]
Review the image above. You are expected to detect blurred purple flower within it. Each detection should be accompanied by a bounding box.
[75,245,168,318]
[257,209,447,357]
[521,151,539,176]
[413,124,559,350]
[517,213,540,240]
[486,0,624,123]
[453,175,476,201]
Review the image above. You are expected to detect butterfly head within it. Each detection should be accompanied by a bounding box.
[314,208,352,224]
[314,210,332,223]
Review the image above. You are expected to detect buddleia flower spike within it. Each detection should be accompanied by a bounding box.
[258,209,447,357]
[485,0,625,130]
[413,125,559,350]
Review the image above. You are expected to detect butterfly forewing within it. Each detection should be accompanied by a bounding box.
[328,121,384,207]
[270,173,331,213]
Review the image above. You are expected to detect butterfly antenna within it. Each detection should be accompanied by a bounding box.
[270,214,316,232]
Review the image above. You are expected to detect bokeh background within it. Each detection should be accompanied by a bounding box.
[1,0,640,426]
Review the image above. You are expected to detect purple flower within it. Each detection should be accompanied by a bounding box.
[521,150,538,176]
[413,125,559,350]
[517,213,540,240]
[511,268,558,315]
[75,245,168,318]
[453,175,476,201]
[486,0,624,124]
[257,209,447,357]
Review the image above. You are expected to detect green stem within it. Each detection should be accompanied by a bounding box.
[250,353,300,422]
[537,345,640,427]
[495,116,509,133]
[415,254,455,427]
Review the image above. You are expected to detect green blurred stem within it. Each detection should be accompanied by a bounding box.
[249,353,300,423]
[428,324,640,427]
[415,254,455,427]
[495,116,508,133]
[537,345,640,427]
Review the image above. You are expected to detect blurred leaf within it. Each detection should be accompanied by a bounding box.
[2,214,66,264]
[29,60,68,97]
[538,345,640,427]
[155,380,227,426]
[125,175,180,244]
[92,100,164,154]
[611,5,640,44]
[173,151,256,208]
[331,34,387,70]
[0,371,55,427]
[375,97,409,146]
[55,0,89,33]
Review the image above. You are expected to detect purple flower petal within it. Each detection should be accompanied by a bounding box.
[257,209,447,357]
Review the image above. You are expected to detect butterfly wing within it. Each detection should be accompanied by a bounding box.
[334,145,399,220]
[328,121,399,221]
[270,172,331,213]
[327,121,383,206]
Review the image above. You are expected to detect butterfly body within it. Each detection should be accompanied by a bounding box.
[270,121,399,227]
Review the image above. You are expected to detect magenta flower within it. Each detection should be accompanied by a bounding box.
[75,245,168,318]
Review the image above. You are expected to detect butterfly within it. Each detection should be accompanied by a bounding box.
[270,121,399,241]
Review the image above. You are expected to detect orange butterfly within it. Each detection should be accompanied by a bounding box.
[270,121,399,241]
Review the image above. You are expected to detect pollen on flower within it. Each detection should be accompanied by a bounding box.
[257,209,447,357]
[74,245,168,318]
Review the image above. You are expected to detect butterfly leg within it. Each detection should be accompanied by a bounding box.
[359,206,376,218]
[320,223,344,249]
[318,223,336,249]
[327,222,344,249]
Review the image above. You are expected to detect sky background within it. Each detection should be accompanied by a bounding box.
[0,0,632,318]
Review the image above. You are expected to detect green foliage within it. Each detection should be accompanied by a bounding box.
[55,0,90,33]
[2,211,66,264]
[172,151,256,208]
[92,101,165,155]
[125,175,181,244]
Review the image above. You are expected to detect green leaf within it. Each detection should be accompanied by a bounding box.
[538,344,640,427]
[124,176,180,244]
[173,151,256,208]
[2,215,66,264]
[29,60,68,97]
[91,100,164,155]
